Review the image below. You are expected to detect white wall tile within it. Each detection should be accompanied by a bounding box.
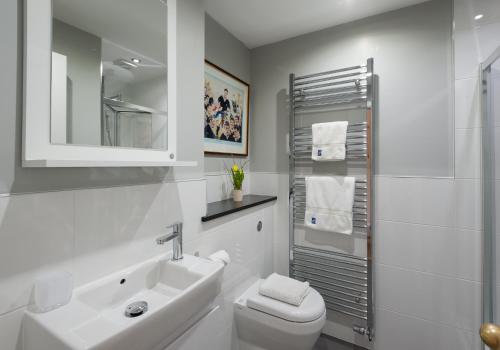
[375,177,455,227]
[454,179,482,230]
[273,174,290,275]
[375,177,481,231]
[0,192,74,314]
[455,78,481,129]
[73,180,207,286]
[171,180,207,244]
[375,264,481,332]
[249,172,280,196]
[375,220,481,281]
[250,172,290,276]
[186,206,273,293]
[0,179,273,350]
[73,184,167,285]
[375,308,476,350]
[206,173,233,203]
[206,173,251,203]
[454,28,480,80]
[455,128,481,179]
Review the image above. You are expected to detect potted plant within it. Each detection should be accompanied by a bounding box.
[227,161,247,202]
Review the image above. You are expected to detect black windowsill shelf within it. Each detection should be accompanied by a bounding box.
[201,195,277,222]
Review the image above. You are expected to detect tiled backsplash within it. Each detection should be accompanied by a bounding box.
[0,175,274,350]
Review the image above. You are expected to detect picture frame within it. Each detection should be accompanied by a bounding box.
[204,60,250,156]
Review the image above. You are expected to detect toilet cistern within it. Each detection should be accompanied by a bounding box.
[156,222,183,260]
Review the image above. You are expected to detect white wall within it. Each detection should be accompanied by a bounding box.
[248,1,486,349]
[0,0,205,194]
[0,1,272,350]
[454,0,500,341]
[0,0,497,349]
[0,179,274,350]
[250,0,454,177]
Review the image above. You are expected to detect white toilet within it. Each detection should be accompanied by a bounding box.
[234,279,326,350]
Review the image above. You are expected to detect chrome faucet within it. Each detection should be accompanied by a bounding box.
[156,222,183,260]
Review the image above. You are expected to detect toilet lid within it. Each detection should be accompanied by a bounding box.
[246,287,325,323]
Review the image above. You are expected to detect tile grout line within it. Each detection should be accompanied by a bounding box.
[375,262,482,284]
[376,306,478,335]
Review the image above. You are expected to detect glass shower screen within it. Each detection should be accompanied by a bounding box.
[482,48,500,348]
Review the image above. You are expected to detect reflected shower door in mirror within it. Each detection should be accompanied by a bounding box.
[50,0,168,150]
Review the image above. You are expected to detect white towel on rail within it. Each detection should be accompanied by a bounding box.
[311,121,348,161]
[259,273,310,306]
[304,176,355,234]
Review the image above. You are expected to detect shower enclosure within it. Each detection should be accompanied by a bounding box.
[102,98,168,150]
[481,46,500,349]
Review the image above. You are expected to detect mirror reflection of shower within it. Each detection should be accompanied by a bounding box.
[100,39,167,150]
[49,0,168,150]
[102,97,167,150]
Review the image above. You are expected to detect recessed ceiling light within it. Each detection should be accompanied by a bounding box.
[474,14,484,20]
[131,58,141,64]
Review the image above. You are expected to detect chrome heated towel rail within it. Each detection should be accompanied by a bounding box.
[288,58,375,341]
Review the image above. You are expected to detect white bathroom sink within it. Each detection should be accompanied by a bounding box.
[23,254,224,350]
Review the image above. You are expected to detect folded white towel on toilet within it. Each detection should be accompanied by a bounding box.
[305,176,355,234]
[311,121,348,161]
[259,273,310,306]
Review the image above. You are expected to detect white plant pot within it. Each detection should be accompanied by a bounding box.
[233,189,243,202]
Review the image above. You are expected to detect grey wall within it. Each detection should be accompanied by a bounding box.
[204,14,251,173]
[249,0,453,176]
[53,19,102,146]
[0,0,205,195]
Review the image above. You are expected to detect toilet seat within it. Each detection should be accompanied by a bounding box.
[246,287,325,322]
[234,279,326,350]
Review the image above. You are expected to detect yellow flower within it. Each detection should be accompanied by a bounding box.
[232,164,239,172]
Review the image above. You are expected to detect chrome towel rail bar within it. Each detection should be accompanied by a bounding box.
[294,71,367,87]
[289,58,375,341]
[293,64,367,81]
[293,84,367,98]
[294,78,366,93]
[292,247,369,321]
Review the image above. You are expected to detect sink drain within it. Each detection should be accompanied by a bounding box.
[125,301,148,318]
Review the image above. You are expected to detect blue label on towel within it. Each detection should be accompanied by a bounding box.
[311,217,316,224]
[317,149,322,156]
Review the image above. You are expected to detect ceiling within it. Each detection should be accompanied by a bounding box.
[205,0,430,48]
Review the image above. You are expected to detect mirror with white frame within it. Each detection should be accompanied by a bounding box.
[23,0,191,167]
[51,0,168,150]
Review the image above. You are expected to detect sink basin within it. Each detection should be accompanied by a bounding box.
[24,254,224,350]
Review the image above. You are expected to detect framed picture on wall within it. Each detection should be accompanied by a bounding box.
[204,60,249,156]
